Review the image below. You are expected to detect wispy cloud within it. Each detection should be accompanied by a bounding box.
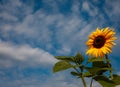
[0,41,56,68]
[1,0,119,55]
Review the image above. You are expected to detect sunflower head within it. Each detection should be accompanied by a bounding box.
[86,27,117,58]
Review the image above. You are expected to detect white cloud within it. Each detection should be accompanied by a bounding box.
[71,0,80,15]
[105,0,120,15]
[0,71,78,87]
[82,1,89,11]
[0,0,119,65]
[0,4,90,55]
[92,81,102,87]
[1,0,118,56]
[41,74,82,87]
[82,1,98,16]
[0,41,57,67]
[103,0,120,26]
[56,46,71,55]
[42,0,59,13]
[0,12,18,21]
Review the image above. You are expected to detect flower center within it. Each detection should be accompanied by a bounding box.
[93,36,106,48]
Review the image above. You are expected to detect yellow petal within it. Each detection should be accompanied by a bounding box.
[105,31,116,39]
[108,37,117,41]
[86,39,94,46]
[104,44,113,48]
[96,28,101,33]
[94,49,98,57]
[101,47,107,54]
[102,27,109,34]
[104,47,112,53]
[98,49,104,58]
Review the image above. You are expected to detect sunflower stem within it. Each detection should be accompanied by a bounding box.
[105,54,113,79]
[73,67,87,87]
[90,77,93,87]
[81,75,87,87]
[80,66,87,87]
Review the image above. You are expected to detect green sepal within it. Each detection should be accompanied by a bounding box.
[74,52,84,64]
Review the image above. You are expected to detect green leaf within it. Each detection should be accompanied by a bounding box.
[92,61,108,68]
[55,56,74,62]
[88,57,104,63]
[83,72,92,77]
[74,52,84,64]
[94,75,115,87]
[85,67,112,75]
[70,71,81,77]
[53,61,73,73]
[112,74,120,85]
[85,67,99,75]
[89,61,112,75]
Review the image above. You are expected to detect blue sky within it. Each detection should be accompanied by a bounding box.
[0,0,120,87]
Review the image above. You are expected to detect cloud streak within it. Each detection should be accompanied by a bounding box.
[0,41,56,68]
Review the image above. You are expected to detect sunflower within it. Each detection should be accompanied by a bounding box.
[86,27,117,58]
